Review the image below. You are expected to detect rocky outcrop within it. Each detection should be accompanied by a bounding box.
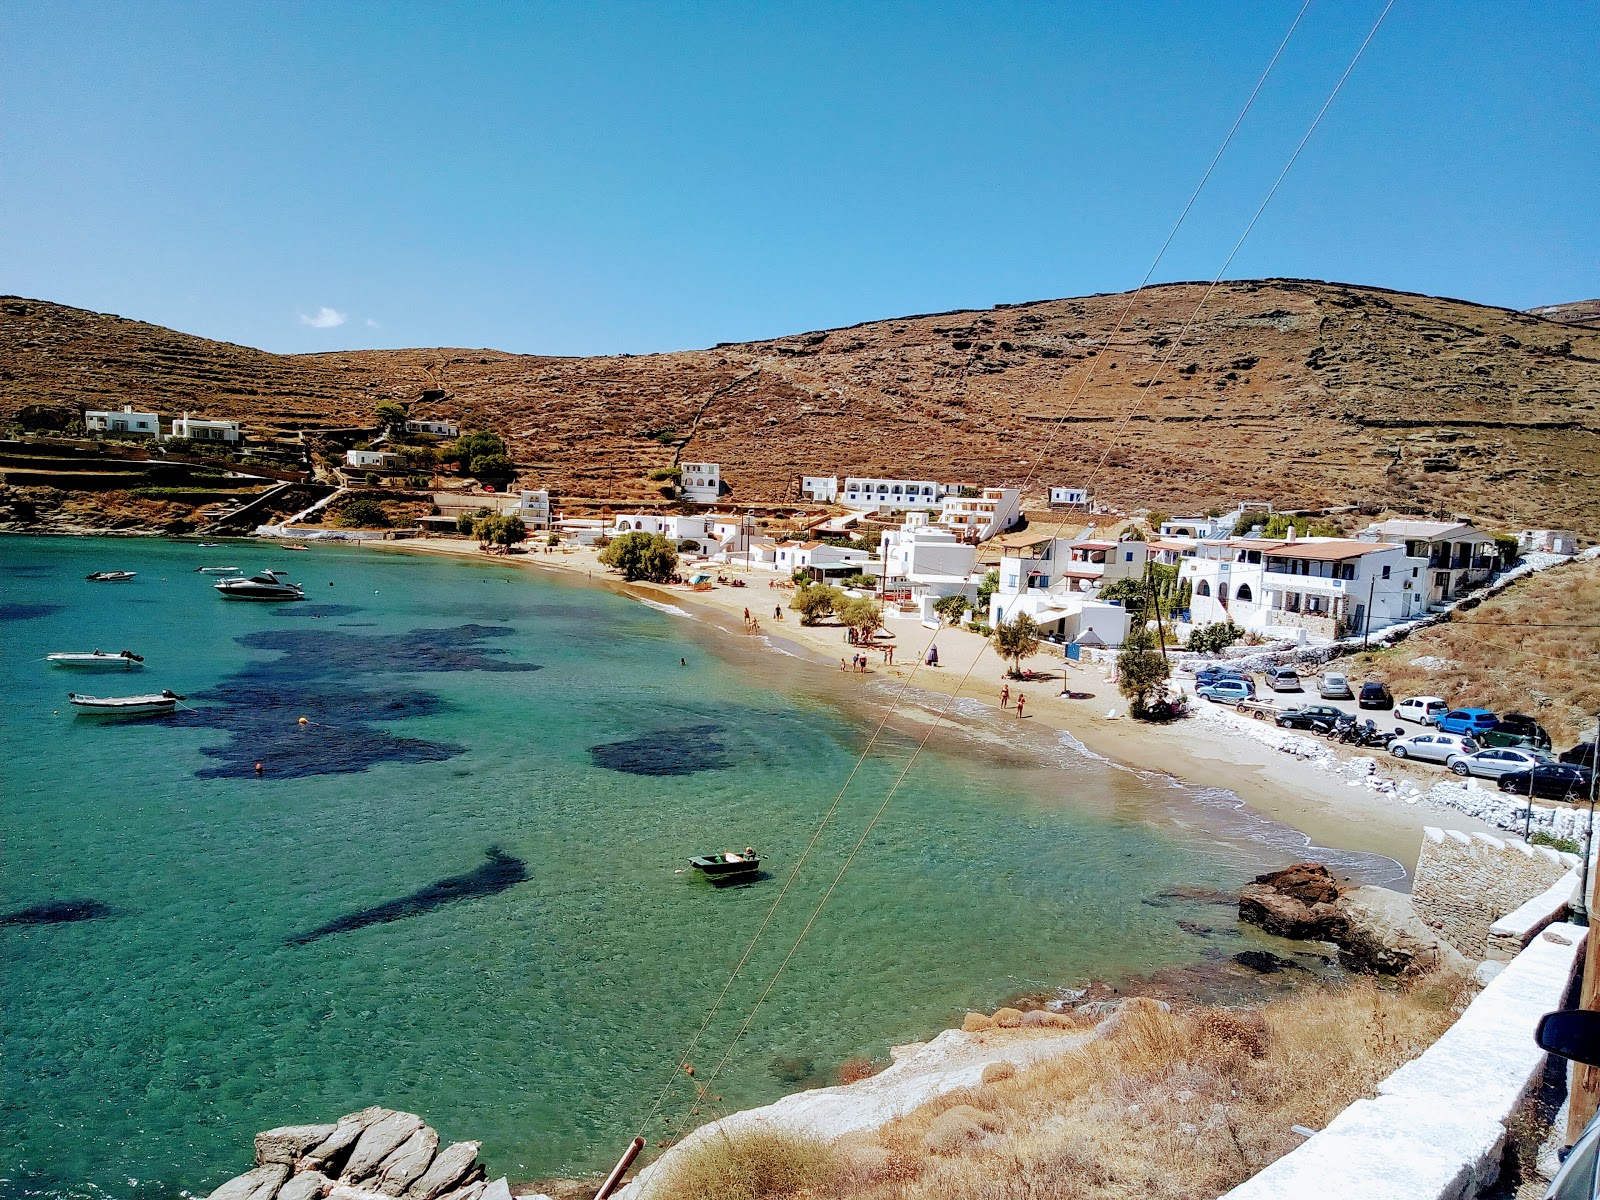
[1238,864,1467,977]
[206,1111,509,1200]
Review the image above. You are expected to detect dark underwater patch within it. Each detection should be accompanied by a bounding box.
[2,899,115,926]
[286,846,529,944]
[272,604,364,619]
[170,622,537,778]
[589,723,731,775]
[0,602,62,621]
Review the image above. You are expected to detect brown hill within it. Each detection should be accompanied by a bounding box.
[3,280,1597,534]
[1527,300,1600,330]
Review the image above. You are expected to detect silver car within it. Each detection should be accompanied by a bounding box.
[1389,731,1479,764]
[1318,671,1353,700]
[1446,746,1554,779]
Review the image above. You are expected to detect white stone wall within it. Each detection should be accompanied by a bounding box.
[1412,827,1578,960]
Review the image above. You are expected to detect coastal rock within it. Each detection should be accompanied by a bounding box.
[1336,886,1469,977]
[433,1181,486,1200]
[1238,863,1348,940]
[278,1172,332,1200]
[477,1179,511,1200]
[404,1142,481,1200]
[305,1110,386,1175]
[206,1163,292,1200]
[257,1125,339,1166]
[343,1112,425,1182]
[376,1127,439,1196]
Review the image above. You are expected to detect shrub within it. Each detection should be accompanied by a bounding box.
[837,1057,885,1084]
[790,584,843,626]
[337,497,390,528]
[1532,831,1582,854]
[599,531,678,582]
[651,1129,832,1200]
[923,1105,1000,1155]
[469,452,512,479]
[933,593,969,625]
[649,466,682,483]
[975,569,1000,612]
[840,572,878,589]
[1188,621,1243,654]
[980,1061,1018,1085]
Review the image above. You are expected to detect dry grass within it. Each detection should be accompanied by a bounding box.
[648,1127,834,1200]
[1346,558,1600,747]
[649,981,1465,1200]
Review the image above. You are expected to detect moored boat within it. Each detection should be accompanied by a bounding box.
[689,848,761,883]
[214,569,306,601]
[68,690,184,717]
[85,571,137,582]
[195,566,242,575]
[47,650,145,670]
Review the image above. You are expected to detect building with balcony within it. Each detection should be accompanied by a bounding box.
[517,489,551,530]
[939,487,1022,542]
[1357,519,1501,604]
[800,475,839,503]
[169,413,242,443]
[85,405,161,437]
[840,476,945,512]
[679,462,721,504]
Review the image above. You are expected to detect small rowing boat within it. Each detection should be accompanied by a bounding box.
[689,848,761,884]
[194,566,241,575]
[198,542,222,547]
[85,571,137,582]
[47,650,144,670]
[68,690,184,717]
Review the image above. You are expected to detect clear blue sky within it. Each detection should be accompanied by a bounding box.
[3,1,1595,356]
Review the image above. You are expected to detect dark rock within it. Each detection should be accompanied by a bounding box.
[404,1142,481,1200]
[1232,950,1300,974]
[257,1125,339,1166]
[1249,863,1344,905]
[1238,885,1347,940]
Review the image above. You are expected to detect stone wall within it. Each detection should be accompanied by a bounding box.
[1412,827,1579,959]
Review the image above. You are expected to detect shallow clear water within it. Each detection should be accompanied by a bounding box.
[1,536,1397,1199]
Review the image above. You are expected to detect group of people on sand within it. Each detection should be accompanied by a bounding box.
[741,606,762,634]
[841,654,869,673]
[999,683,1026,718]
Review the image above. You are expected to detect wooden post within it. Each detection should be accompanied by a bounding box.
[1566,727,1600,1144]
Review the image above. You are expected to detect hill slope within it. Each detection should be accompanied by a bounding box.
[3,281,1598,533]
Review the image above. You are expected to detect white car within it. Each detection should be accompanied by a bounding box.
[1446,747,1555,779]
[1389,731,1479,764]
[1395,696,1449,726]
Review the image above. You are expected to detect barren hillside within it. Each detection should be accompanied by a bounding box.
[3,280,1597,533]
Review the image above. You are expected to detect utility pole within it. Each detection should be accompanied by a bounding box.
[1362,575,1376,648]
[1564,709,1600,1146]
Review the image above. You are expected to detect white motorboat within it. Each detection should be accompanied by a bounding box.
[195,566,242,575]
[68,690,183,717]
[47,650,145,670]
[214,568,306,601]
[85,571,137,582]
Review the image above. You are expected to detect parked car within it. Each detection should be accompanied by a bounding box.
[1435,708,1499,737]
[1197,678,1255,704]
[1194,664,1249,687]
[1445,747,1555,780]
[1395,696,1449,726]
[1497,763,1597,802]
[1389,732,1480,764]
[1479,713,1553,751]
[1275,704,1348,730]
[1265,666,1303,693]
[1358,681,1394,710]
[1317,671,1353,700]
[1562,742,1598,770]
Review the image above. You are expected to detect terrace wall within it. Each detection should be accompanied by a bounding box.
[1412,827,1577,959]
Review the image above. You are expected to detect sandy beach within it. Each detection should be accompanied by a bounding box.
[369,536,1500,871]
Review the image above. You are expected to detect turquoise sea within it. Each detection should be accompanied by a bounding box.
[1,536,1400,1199]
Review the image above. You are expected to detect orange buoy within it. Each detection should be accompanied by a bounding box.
[298,716,309,725]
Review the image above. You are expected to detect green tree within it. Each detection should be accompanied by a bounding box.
[837,596,884,643]
[455,506,490,535]
[789,584,842,626]
[975,569,1000,615]
[493,513,527,550]
[933,593,969,625]
[1145,511,1168,532]
[443,430,504,468]
[469,452,513,480]
[840,572,878,589]
[374,402,408,435]
[337,497,390,528]
[993,614,1043,677]
[1117,623,1171,717]
[1187,621,1243,654]
[599,531,679,582]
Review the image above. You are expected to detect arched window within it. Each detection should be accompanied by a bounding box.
[1218,584,1230,604]
[1196,580,1211,597]
[1235,583,1253,603]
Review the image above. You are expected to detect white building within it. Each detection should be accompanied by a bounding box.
[1183,534,1429,643]
[876,513,978,620]
[939,487,1022,542]
[610,512,713,546]
[679,462,721,504]
[800,475,839,503]
[773,541,874,582]
[406,419,460,437]
[1519,529,1577,556]
[346,449,403,470]
[517,489,551,530]
[840,477,944,512]
[85,405,160,437]
[170,413,242,443]
[1160,513,1238,540]
[986,534,1131,646]
[1049,486,1089,508]
[1357,519,1501,604]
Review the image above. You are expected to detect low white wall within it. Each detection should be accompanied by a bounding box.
[1221,921,1588,1200]
[1487,872,1580,962]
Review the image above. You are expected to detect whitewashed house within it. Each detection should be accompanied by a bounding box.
[406,419,460,437]
[800,475,839,503]
[773,541,874,583]
[346,449,403,470]
[875,513,978,619]
[679,462,721,503]
[517,489,551,530]
[1160,512,1238,539]
[1519,529,1577,556]
[939,487,1022,542]
[1049,486,1089,508]
[1183,533,1428,642]
[840,477,944,513]
[169,413,242,443]
[987,533,1131,646]
[1357,519,1500,604]
[85,405,160,437]
[610,512,713,546]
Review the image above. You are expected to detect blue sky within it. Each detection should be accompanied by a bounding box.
[3,1,1595,355]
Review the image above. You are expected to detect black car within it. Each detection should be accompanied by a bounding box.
[1358,681,1394,710]
[1482,713,1553,751]
[1497,763,1597,801]
[1275,704,1348,730]
[1562,742,1598,770]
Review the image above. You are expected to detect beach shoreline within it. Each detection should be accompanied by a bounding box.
[368,536,1501,871]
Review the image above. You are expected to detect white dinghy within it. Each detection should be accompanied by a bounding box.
[68,690,184,717]
[47,650,145,671]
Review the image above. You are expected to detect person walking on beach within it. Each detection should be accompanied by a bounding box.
[744,607,750,622]
[1000,683,1010,709]
[1016,694,1026,718]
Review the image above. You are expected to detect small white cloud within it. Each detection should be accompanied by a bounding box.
[364,318,381,329]
[299,306,348,329]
